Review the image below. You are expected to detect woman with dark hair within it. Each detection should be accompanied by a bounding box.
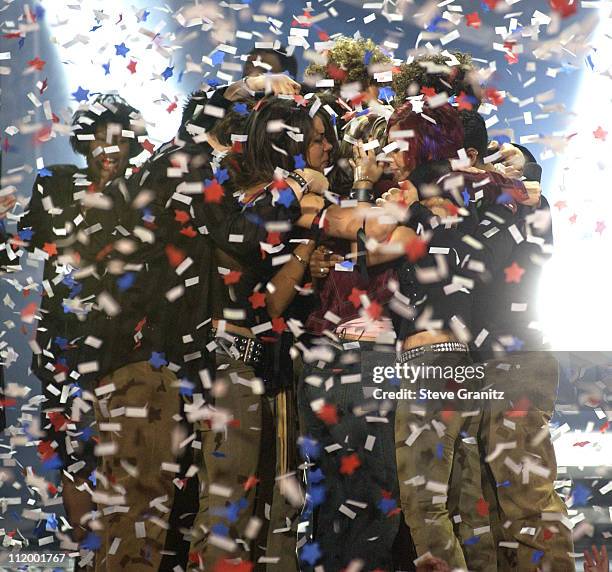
[0,93,147,544]
[181,95,340,571]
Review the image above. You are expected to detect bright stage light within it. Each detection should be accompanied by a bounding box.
[40,0,185,144]
[538,10,612,351]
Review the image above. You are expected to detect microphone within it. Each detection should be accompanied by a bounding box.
[523,162,542,183]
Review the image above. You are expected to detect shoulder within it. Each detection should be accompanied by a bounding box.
[31,164,85,200]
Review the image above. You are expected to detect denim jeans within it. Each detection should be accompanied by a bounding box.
[297,341,413,571]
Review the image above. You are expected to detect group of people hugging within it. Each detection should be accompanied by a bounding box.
[2,36,595,572]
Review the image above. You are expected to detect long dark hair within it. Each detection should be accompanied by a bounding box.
[226,96,318,189]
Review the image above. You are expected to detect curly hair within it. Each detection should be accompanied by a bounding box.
[387,101,464,173]
[70,93,146,158]
[391,52,481,107]
[305,36,392,91]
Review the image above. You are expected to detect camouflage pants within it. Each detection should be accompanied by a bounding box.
[452,352,575,572]
[93,361,181,572]
[188,354,300,572]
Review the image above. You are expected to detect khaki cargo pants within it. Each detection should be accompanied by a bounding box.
[93,361,182,571]
[451,352,575,572]
[188,354,300,572]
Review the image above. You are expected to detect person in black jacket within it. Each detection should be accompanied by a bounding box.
[449,111,574,572]
[0,94,146,544]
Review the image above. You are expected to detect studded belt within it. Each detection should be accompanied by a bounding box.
[398,341,469,363]
[209,328,264,367]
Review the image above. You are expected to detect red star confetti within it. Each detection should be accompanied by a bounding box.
[20,301,38,323]
[223,270,242,285]
[484,88,504,107]
[271,316,286,333]
[405,237,428,262]
[42,242,57,256]
[504,262,525,283]
[456,91,474,111]
[465,13,481,29]
[214,559,254,572]
[595,221,606,235]
[327,64,348,82]
[569,213,578,224]
[476,497,489,517]
[506,396,531,418]
[316,404,338,425]
[180,226,197,238]
[248,291,266,309]
[175,210,190,224]
[28,56,46,70]
[204,179,224,203]
[141,139,155,153]
[421,86,437,97]
[593,126,607,141]
[549,0,578,18]
[339,453,361,475]
[266,231,282,245]
[127,59,138,74]
[348,288,366,308]
[554,200,567,211]
[504,51,519,65]
[165,244,186,268]
[244,475,260,491]
[366,301,382,320]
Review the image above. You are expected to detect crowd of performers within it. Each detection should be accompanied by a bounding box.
[2,38,608,572]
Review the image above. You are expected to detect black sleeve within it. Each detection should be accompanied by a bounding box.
[190,184,302,266]
[178,86,233,139]
[394,204,520,341]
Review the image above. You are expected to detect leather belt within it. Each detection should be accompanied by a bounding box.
[209,328,264,367]
[398,341,469,363]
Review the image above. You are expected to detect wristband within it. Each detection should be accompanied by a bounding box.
[287,171,308,190]
[349,187,374,203]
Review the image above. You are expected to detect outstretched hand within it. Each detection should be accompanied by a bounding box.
[246,73,301,96]
[488,140,526,179]
[584,544,609,572]
[0,194,17,219]
[351,140,384,184]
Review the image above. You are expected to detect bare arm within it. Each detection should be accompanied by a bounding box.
[266,240,315,319]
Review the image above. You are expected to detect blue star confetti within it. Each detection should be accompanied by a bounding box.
[81,532,102,551]
[115,42,130,57]
[300,542,322,565]
[277,188,296,208]
[71,86,89,102]
[293,154,306,169]
[149,352,168,368]
[161,66,174,81]
[215,168,230,185]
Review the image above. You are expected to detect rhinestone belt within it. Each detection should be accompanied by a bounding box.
[398,341,469,363]
[209,328,264,367]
